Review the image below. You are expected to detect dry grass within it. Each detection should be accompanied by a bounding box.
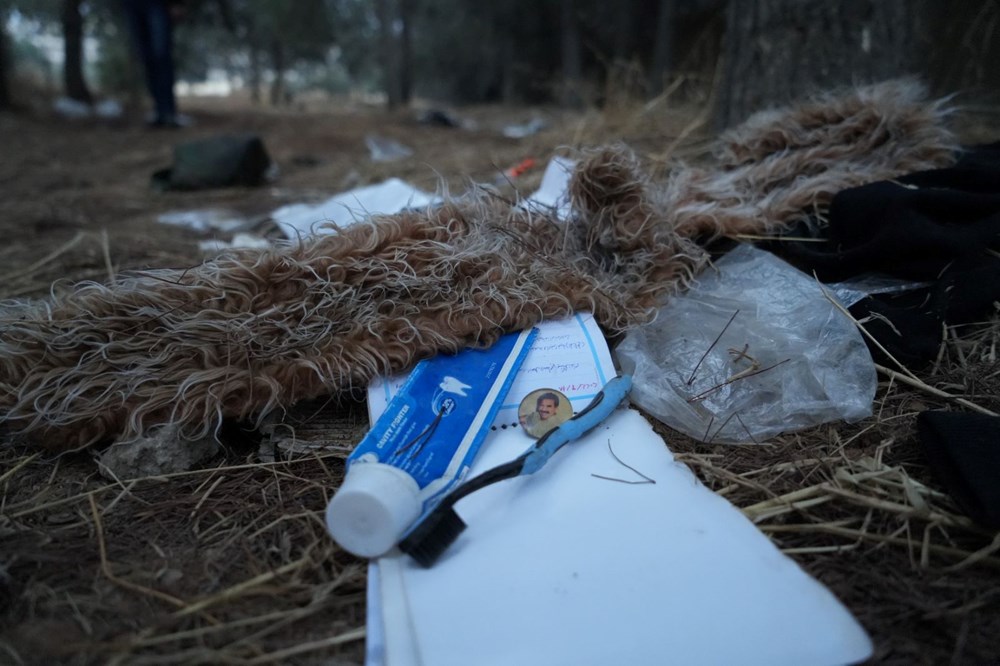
[661,314,1000,664]
[1,90,999,665]
[0,399,370,665]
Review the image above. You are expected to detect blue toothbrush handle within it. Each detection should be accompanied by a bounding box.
[521,375,632,475]
[398,375,633,566]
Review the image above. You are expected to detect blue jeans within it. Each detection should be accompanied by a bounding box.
[122,0,176,122]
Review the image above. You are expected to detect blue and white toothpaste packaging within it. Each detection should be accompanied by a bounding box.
[326,328,537,557]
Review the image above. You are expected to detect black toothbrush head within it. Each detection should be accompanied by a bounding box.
[399,457,527,567]
[398,506,468,567]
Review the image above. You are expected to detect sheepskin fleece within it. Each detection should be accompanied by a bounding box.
[0,80,958,450]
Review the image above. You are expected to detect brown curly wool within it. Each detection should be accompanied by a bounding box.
[664,79,957,239]
[0,153,701,450]
[0,80,959,450]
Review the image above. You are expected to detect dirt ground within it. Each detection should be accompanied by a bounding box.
[1,94,999,665]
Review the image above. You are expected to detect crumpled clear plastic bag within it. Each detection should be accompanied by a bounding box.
[617,244,876,443]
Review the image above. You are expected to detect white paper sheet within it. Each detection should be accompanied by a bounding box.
[524,156,575,220]
[366,314,616,429]
[272,156,571,240]
[344,157,870,665]
[372,409,872,666]
[157,208,247,233]
[273,178,438,237]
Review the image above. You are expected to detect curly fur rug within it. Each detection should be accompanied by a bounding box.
[0,80,958,450]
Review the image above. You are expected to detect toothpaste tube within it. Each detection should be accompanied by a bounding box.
[326,328,537,557]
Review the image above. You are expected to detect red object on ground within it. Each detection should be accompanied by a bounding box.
[505,158,537,179]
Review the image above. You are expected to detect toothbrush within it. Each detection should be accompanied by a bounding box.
[398,374,632,567]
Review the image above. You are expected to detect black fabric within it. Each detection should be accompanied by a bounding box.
[846,260,1000,367]
[766,147,1000,526]
[768,142,1000,366]
[783,142,1000,282]
[917,411,1000,528]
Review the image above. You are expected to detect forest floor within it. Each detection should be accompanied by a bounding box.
[1,92,999,665]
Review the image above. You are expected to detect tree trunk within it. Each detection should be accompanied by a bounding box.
[500,35,516,105]
[269,38,285,106]
[375,0,401,110]
[713,0,930,130]
[612,0,634,63]
[0,17,11,110]
[924,2,1000,101]
[61,0,92,105]
[398,0,413,104]
[249,41,262,104]
[559,0,583,107]
[649,0,676,95]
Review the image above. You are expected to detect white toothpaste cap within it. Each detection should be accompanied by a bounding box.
[326,463,422,558]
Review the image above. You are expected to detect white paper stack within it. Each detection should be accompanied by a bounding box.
[362,321,872,666]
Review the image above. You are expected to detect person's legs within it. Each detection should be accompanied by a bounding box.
[122,0,156,111]
[144,0,177,123]
[122,0,177,125]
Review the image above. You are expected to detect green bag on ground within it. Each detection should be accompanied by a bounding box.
[152,134,272,190]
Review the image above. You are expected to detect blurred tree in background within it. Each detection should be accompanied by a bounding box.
[0,5,9,108]
[0,0,995,118]
[714,0,999,127]
[238,0,335,104]
[61,0,91,103]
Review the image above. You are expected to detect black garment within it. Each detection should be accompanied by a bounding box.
[783,142,1000,282]
[761,145,1000,529]
[918,411,1000,528]
[770,143,1000,366]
